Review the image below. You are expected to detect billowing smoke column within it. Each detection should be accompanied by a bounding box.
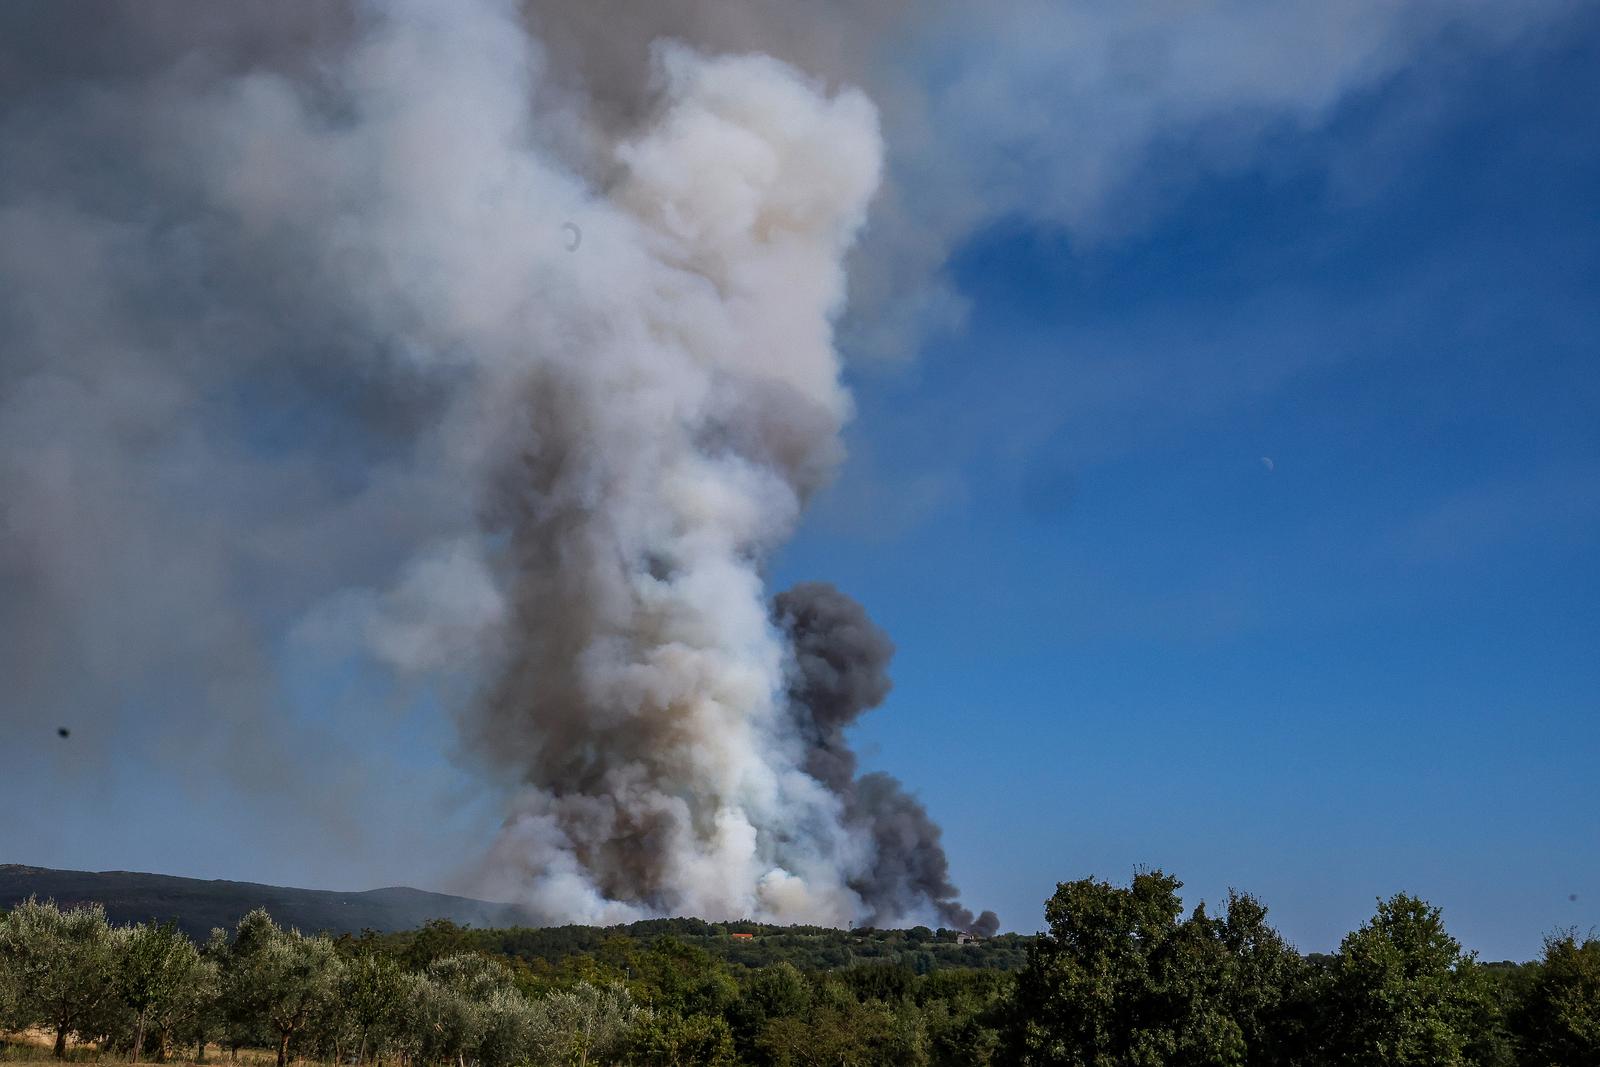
[314,2,986,929]
[457,30,989,927]
[0,0,989,930]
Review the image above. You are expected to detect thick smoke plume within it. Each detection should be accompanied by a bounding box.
[0,0,987,928]
[453,27,990,926]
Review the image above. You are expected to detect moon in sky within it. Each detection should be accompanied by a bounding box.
[562,222,582,252]
[1261,456,1275,473]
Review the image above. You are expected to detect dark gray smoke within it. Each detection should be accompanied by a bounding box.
[523,0,908,122]
[774,583,996,933]
[773,581,894,792]
[852,774,1000,937]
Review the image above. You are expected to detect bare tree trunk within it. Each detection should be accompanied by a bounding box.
[278,1032,292,1067]
[54,1024,69,1060]
[132,1008,148,1064]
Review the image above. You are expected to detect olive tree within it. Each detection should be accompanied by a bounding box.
[0,908,19,1034]
[400,973,483,1067]
[526,982,645,1067]
[0,898,120,1058]
[426,953,516,1001]
[168,954,220,1064]
[476,989,537,1067]
[115,921,210,1062]
[218,909,342,1067]
[338,952,410,1063]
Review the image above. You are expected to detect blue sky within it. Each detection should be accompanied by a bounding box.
[777,11,1600,959]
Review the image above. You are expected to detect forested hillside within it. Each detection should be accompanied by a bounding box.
[0,866,530,941]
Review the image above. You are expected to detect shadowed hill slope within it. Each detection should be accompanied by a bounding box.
[0,864,529,940]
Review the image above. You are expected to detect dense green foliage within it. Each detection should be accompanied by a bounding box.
[3,873,1596,1066]
[1510,933,1600,1066]
[1316,893,1503,1065]
[1002,873,1596,1066]
[1005,873,1307,1065]
[369,917,1029,977]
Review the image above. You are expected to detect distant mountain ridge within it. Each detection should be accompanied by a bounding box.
[0,864,531,940]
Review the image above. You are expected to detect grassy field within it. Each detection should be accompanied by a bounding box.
[1,1034,280,1067]
[1,1052,282,1067]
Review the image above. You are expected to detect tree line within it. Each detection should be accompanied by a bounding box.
[364,918,1028,978]
[2,870,1596,1066]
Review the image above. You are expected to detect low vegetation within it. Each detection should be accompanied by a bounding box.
[2,871,1596,1065]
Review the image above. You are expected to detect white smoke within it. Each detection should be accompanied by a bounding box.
[451,40,891,924]
[190,0,889,923]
